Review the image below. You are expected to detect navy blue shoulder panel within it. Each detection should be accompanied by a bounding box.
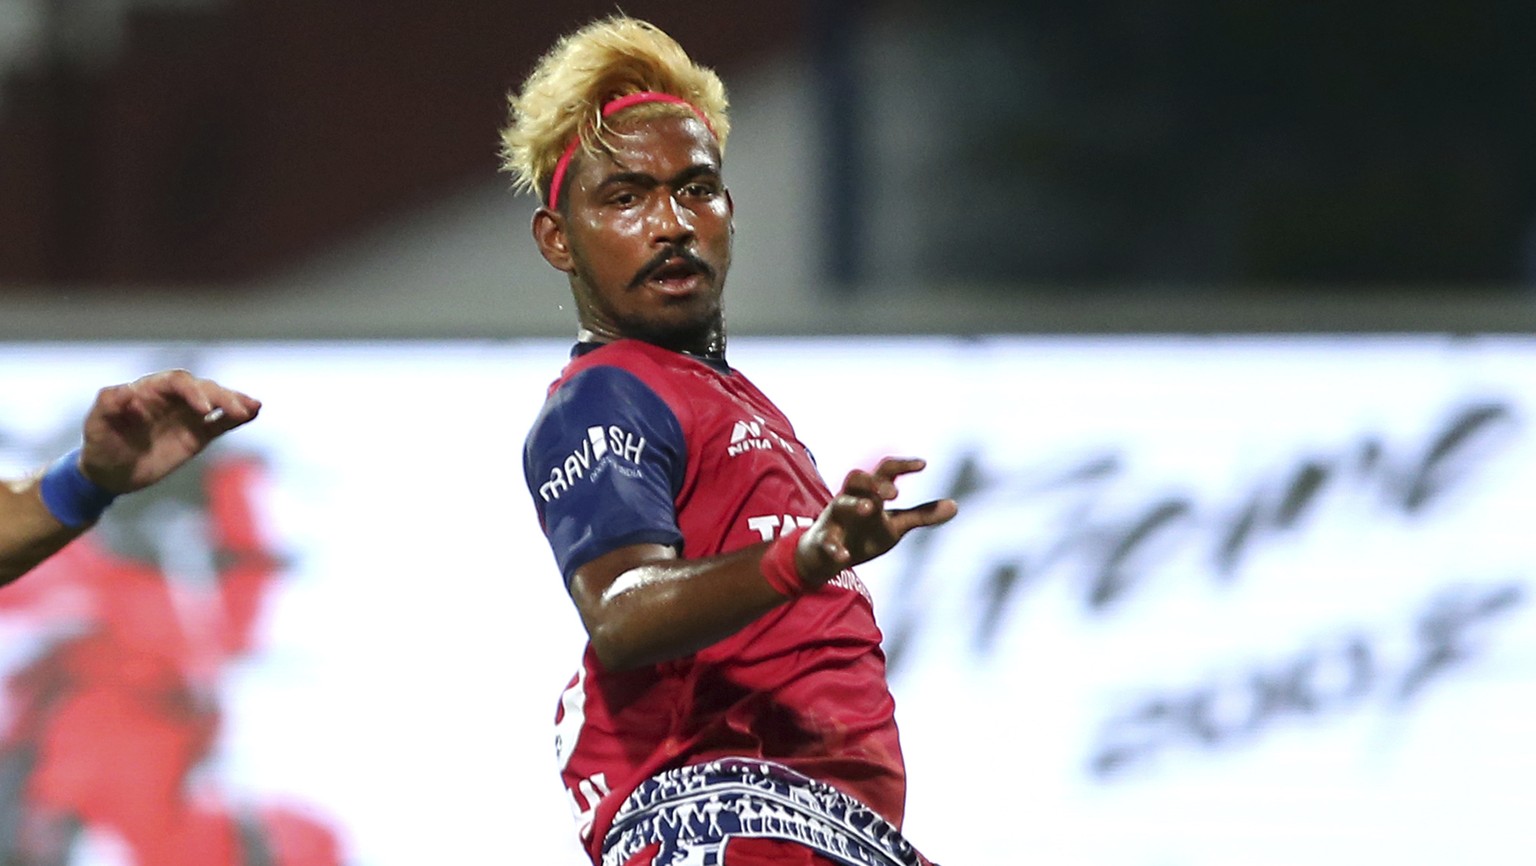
[524,365,687,583]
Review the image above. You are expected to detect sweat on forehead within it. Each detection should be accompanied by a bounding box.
[547,92,718,209]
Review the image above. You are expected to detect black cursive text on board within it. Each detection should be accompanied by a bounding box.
[1088,580,1526,778]
[883,401,1519,673]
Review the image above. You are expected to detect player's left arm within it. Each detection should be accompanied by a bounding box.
[0,369,260,585]
[570,457,957,671]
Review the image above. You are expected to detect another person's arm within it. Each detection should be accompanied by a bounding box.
[0,369,261,584]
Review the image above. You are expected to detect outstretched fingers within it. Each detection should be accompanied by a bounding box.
[838,469,891,502]
[847,455,958,537]
[871,456,930,482]
[798,455,958,583]
[889,497,959,534]
[838,457,940,507]
[859,457,959,537]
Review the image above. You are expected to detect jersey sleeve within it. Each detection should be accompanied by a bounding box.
[524,365,687,584]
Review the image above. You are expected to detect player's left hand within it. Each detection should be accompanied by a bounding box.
[78,369,262,493]
[796,456,958,584]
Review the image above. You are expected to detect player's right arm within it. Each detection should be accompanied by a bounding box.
[526,366,955,671]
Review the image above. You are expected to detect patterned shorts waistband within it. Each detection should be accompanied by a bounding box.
[602,758,922,866]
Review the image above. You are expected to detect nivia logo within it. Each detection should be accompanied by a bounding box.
[728,415,794,458]
[539,424,646,501]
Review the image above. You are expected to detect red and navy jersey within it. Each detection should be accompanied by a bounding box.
[523,339,908,864]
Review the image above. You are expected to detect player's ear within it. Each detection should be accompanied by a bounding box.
[532,207,575,273]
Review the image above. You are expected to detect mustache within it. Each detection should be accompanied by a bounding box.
[629,246,716,289]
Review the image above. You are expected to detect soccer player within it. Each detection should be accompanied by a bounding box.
[502,16,956,866]
[0,369,261,583]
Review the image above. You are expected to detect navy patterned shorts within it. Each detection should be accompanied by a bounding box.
[602,758,925,866]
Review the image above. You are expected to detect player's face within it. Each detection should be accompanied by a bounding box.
[545,114,733,355]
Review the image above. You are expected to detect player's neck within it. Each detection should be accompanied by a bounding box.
[575,326,727,361]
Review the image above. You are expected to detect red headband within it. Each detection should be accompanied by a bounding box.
[546,91,716,209]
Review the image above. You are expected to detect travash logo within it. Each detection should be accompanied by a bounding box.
[728,415,794,458]
[539,424,646,502]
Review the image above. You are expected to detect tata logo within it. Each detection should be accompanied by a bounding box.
[747,513,815,541]
[747,513,874,603]
[728,415,794,458]
[539,425,646,502]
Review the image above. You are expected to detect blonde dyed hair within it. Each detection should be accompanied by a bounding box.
[500,15,731,203]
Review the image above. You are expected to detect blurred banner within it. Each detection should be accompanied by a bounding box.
[0,337,1531,866]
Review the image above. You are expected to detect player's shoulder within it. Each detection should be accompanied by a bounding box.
[523,345,691,496]
[528,344,688,450]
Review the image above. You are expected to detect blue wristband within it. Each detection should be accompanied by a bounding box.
[39,448,119,528]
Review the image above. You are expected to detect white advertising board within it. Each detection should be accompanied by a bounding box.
[0,336,1529,865]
